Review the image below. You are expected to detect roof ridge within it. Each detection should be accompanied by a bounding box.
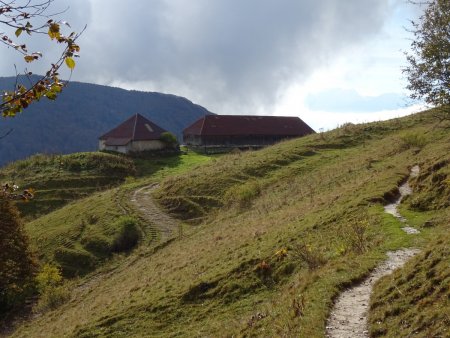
[132,113,139,139]
[200,115,207,135]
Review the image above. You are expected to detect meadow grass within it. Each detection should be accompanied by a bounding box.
[8,109,450,337]
[18,150,215,278]
[0,152,135,220]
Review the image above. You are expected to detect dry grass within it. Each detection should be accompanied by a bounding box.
[8,109,450,337]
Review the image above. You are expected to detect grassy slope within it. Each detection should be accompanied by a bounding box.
[369,151,450,337]
[10,110,450,337]
[19,150,215,278]
[0,152,135,221]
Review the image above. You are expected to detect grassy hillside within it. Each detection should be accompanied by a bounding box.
[9,110,450,337]
[369,232,449,337]
[369,157,450,337]
[18,150,215,278]
[0,152,135,221]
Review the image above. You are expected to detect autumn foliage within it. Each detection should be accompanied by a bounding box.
[0,0,82,117]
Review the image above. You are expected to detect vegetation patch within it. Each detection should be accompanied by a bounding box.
[53,247,97,277]
[111,216,141,252]
[34,264,70,313]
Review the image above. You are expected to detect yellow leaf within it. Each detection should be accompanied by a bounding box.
[24,55,34,63]
[65,57,75,70]
[15,28,23,37]
[48,23,60,40]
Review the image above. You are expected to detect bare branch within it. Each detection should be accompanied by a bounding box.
[0,128,13,140]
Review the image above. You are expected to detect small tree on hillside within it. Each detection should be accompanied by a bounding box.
[0,0,83,118]
[404,0,450,121]
[0,197,37,313]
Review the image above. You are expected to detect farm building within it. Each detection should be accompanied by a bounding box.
[183,115,315,149]
[99,113,172,153]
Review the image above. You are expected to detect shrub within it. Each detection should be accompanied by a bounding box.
[112,216,141,252]
[344,218,370,254]
[36,264,63,291]
[35,285,70,312]
[34,264,70,312]
[291,242,326,269]
[53,248,97,277]
[81,235,112,257]
[254,260,272,280]
[225,180,261,208]
[399,132,428,150]
[159,132,178,147]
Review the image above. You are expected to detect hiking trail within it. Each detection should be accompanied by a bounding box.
[326,166,421,338]
[131,184,179,243]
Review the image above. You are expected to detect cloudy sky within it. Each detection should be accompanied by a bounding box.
[0,0,425,130]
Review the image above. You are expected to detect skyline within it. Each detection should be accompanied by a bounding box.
[0,0,426,130]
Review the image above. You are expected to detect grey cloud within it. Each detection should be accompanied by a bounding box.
[2,0,396,115]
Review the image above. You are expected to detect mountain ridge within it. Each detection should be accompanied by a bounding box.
[0,76,213,166]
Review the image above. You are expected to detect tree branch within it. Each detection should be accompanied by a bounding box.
[0,128,13,140]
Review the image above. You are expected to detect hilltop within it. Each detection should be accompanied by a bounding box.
[3,109,449,337]
[0,76,213,166]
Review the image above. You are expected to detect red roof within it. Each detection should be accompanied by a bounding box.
[183,115,315,136]
[99,113,167,145]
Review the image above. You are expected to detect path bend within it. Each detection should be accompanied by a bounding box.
[130,184,179,243]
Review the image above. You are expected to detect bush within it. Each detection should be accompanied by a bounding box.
[399,132,428,150]
[53,248,97,277]
[36,264,63,291]
[35,285,70,312]
[225,180,261,208]
[159,132,178,147]
[112,216,141,252]
[34,264,70,312]
[291,242,326,269]
[81,235,112,257]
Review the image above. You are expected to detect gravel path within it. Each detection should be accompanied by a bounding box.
[130,184,179,242]
[326,248,420,338]
[326,166,421,337]
[384,165,421,234]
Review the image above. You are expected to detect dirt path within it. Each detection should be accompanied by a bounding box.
[326,166,421,338]
[130,184,179,243]
[384,165,421,234]
[74,184,178,294]
[326,248,420,338]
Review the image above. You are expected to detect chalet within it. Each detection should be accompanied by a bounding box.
[99,113,171,153]
[183,115,315,149]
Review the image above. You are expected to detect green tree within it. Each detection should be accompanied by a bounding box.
[404,0,450,121]
[0,0,83,118]
[160,131,179,148]
[0,197,37,313]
